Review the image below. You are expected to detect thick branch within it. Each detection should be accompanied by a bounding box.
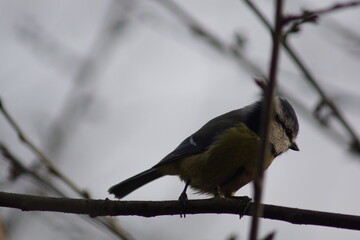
[0,192,360,231]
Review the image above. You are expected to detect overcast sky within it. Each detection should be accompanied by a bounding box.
[1,0,360,240]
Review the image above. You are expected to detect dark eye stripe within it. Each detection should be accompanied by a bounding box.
[275,114,293,139]
[275,114,286,130]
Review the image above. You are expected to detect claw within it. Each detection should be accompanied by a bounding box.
[227,196,252,218]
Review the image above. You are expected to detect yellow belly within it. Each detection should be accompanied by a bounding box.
[160,123,275,196]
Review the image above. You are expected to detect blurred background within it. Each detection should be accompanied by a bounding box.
[0,0,360,239]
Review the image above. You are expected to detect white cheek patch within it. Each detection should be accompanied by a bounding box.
[270,122,291,154]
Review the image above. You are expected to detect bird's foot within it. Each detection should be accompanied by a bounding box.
[227,196,252,219]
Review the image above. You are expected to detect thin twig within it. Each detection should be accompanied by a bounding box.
[1,192,360,231]
[0,142,133,240]
[155,0,360,153]
[42,0,131,157]
[243,0,360,153]
[250,1,284,240]
[0,97,90,198]
[1,2,135,239]
[0,142,66,196]
[154,0,264,75]
[283,1,360,24]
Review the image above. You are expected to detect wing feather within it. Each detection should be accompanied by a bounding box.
[153,103,261,168]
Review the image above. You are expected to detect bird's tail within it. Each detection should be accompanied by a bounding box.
[108,168,163,199]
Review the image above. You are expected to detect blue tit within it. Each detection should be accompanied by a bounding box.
[109,96,299,199]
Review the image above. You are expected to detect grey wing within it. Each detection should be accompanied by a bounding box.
[153,136,204,168]
[153,107,254,168]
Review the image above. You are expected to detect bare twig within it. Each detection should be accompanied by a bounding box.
[323,20,360,58]
[157,0,360,153]
[16,21,82,75]
[243,0,360,154]
[154,0,264,75]
[283,1,360,38]
[0,98,90,198]
[250,1,284,240]
[0,143,133,240]
[42,0,132,158]
[1,192,360,231]
[1,2,135,239]
[0,142,66,196]
[283,1,360,25]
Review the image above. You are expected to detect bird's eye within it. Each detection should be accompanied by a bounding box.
[285,128,293,138]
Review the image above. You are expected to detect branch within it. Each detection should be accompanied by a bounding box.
[250,1,284,239]
[0,1,133,237]
[243,0,360,154]
[0,97,90,198]
[0,142,65,196]
[283,1,360,24]
[0,192,359,231]
[154,0,264,75]
[282,1,360,37]
[156,0,360,153]
[0,143,132,240]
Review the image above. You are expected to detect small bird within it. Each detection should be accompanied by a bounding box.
[109,92,299,199]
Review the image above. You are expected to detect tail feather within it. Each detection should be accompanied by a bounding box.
[108,168,163,199]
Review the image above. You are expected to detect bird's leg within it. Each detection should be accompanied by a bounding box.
[178,181,190,218]
[179,181,190,202]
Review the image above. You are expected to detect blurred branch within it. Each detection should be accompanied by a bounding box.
[323,19,360,58]
[1,1,135,239]
[155,0,225,52]
[0,97,90,198]
[154,0,264,75]
[156,0,360,153]
[16,20,82,75]
[43,0,132,157]
[0,142,133,240]
[0,142,66,196]
[1,192,360,231]
[243,0,360,154]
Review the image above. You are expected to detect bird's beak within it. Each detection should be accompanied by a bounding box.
[290,142,299,151]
